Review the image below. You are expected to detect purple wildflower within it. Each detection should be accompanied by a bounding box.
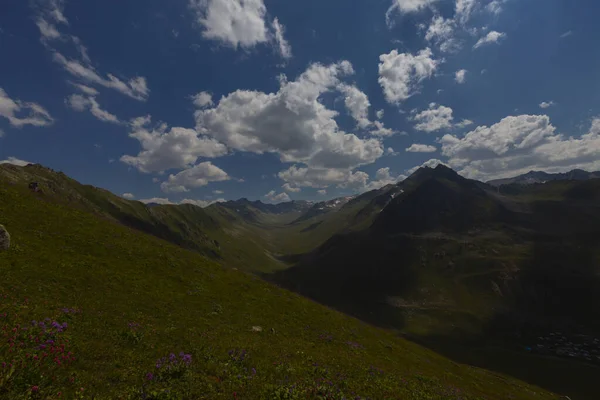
[145,372,154,381]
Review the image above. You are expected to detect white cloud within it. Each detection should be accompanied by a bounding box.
[413,103,454,132]
[69,82,99,96]
[194,61,383,170]
[473,31,506,49]
[317,189,327,195]
[65,94,120,124]
[52,52,149,101]
[271,18,292,60]
[390,0,439,13]
[264,190,291,203]
[386,147,399,156]
[437,115,600,180]
[376,109,385,120]
[282,183,301,193]
[122,193,135,199]
[424,16,461,53]
[406,143,437,152]
[339,84,371,128]
[560,30,573,39]
[213,189,224,194]
[36,18,61,40]
[278,165,368,189]
[181,198,226,207]
[189,0,268,48]
[121,115,228,173]
[539,101,555,109]
[160,161,231,193]
[378,48,440,104]
[0,88,54,127]
[365,167,406,190]
[455,0,478,25]
[456,119,474,128]
[0,157,34,166]
[370,121,398,137]
[191,91,214,108]
[486,0,506,15]
[455,69,467,84]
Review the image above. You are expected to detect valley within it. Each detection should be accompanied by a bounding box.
[1,162,600,399]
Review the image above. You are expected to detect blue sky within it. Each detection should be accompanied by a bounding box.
[1,0,599,206]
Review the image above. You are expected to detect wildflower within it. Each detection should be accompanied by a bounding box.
[146,372,154,381]
[31,386,39,392]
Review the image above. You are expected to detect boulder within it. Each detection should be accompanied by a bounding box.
[0,225,10,251]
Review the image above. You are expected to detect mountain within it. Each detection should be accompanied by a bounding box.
[291,195,355,223]
[373,164,510,234]
[488,169,600,186]
[2,161,599,398]
[2,170,565,400]
[271,165,600,377]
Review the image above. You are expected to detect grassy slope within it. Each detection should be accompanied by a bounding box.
[0,177,561,399]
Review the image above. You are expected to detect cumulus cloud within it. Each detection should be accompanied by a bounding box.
[282,183,301,193]
[264,190,291,203]
[194,61,383,170]
[365,167,406,190]
[539,101,555,109]
[424,16,461,53]
[0,88,54,127]
[278,165,367,189]
[438,114,600,180]
[412,103,454,132]
[406,143,437,152]
[160,161,231,193]
[52,53,149,101]
[181,198,226,207]
[121,115,228,173]
[66,94,120,124]
[317,189,327,195]
[376,109,385,120]
[389,0,439,13]
[139,197,174,205]
[486,0,506,15]
[455,69,467,84]
[213,189,224,194]
[378,48,440,104]
[122,193,135,199]
[191,91,214,108]
[339,84,371,128]
[189,0,269,48]
[370,121,398,137]
[456,119,474,128]
[473,31,506,49]
[272,18,292,60]
[455,0,478,25]
[0,157,34,166]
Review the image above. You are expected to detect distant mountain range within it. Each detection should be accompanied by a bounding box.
[487,169,600,187]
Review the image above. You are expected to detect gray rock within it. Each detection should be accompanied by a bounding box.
[0,225,10,251]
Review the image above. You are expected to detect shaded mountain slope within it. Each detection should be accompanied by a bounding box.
[488,169,600,187]
[0,169,562,400]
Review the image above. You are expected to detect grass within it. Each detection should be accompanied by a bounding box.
[0,177,562,399]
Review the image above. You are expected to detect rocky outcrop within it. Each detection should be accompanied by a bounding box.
[0,225,10,251]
